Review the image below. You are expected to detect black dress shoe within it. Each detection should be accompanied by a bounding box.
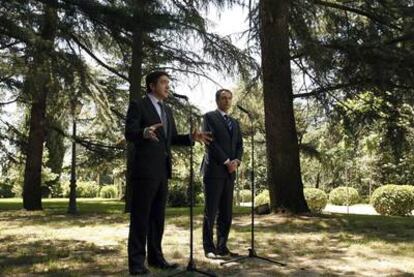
[216,248,238,257]
[148,259,179,270]
[129,265,150,275]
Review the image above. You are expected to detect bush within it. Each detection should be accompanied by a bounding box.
[239,189,252,203]
[304,188,328,213]
[12,182,23,198]
[329,186,360,205]
[168,180,188,207]
[62,180,99,198]
[44,180,64,198]
[77,181,100,198]
[61,181,70,197]
[0,178,14,198]
[255,189,270,206]
[100,185,118,198]
[371,185,414,216]
[196,192,204,205]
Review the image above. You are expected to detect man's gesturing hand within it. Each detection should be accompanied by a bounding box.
[143,123,163,142]
[192,130,213,145]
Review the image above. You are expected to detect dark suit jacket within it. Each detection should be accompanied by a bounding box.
[201,110,243,179]
[125,96,192,180]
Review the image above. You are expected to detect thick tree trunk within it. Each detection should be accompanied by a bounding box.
[124,0,146,212]
[23,6,57,210]
[259,0,309,213]
[23,86,47,209]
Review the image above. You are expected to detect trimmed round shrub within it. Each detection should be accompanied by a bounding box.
[62,181,99,198]
[304,188,328,213]
[371,185,414,216]
[239,189,252,203]
[77,181,100,198]
[329,186,360,205]
[100,185,118,198]
[255,189,270,206]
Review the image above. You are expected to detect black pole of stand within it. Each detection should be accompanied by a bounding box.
[221,108,286,267]
[169,98,216,277]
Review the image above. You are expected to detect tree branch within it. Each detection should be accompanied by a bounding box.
[0,40,21,50]
[293,84,355,98]
[313,0,402,31]
[68,34,129,81]
[0,97,19,106]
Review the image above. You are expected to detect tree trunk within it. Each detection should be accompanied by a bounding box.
[124,0,146,212]
[22,5,57,210]
[259,0,309,213]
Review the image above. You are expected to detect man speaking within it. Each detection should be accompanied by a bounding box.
[125,71,211,275]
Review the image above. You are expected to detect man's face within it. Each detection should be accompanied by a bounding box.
[216,90,232,113]
[150,75,170,100]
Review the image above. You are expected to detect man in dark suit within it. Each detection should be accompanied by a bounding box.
[201,89,243,259]
[125,71,211,275]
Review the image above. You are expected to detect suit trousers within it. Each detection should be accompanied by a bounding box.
[128,177,168,270]
[202,177,235,253]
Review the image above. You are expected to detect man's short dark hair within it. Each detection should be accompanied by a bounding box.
[215,89,232,101]
[146,71,170,93]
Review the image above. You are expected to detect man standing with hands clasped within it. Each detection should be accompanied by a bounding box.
[201,89,243,259]
[125,71,212,275]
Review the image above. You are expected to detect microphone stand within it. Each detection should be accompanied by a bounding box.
[220,105,286,267]
[169,93,216,277]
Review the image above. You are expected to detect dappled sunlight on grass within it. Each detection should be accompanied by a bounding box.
[0,236,124,275]
[1,199,414,276]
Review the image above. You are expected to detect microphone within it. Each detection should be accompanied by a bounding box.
[171,92,188,101]
[237,104,251,116]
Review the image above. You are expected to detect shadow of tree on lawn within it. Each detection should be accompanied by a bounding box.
[0,235,125,276]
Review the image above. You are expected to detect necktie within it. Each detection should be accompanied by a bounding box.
[224,114,233,132]
[158,101,168,136]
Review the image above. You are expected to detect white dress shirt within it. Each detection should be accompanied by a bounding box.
[148,93,163,120]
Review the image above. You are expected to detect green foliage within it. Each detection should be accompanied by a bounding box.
[304,188,328,213]
[196,192,204,206]
[233,85,268,193]
[77,181,100,198]
[99,185,118,199]
[0,178,14,198]
[255,189,270,206]
[39,163,60,198]
[167,179,188,207]
[239,189,252,203]
[371,185,414,216]
[62,180,99,198]
[61,182,70,197]
[300,95,414,198]
[3,164,58,198]
[329,187,360,206]
[45,119,67,197]
[9,166,25,198]
[1,0,413,212]
[0,0,256,209]
[0,167,23,198]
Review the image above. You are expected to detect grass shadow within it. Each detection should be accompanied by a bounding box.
[0,235,124,276]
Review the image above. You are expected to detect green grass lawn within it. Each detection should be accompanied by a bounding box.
[1,198,413,276]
